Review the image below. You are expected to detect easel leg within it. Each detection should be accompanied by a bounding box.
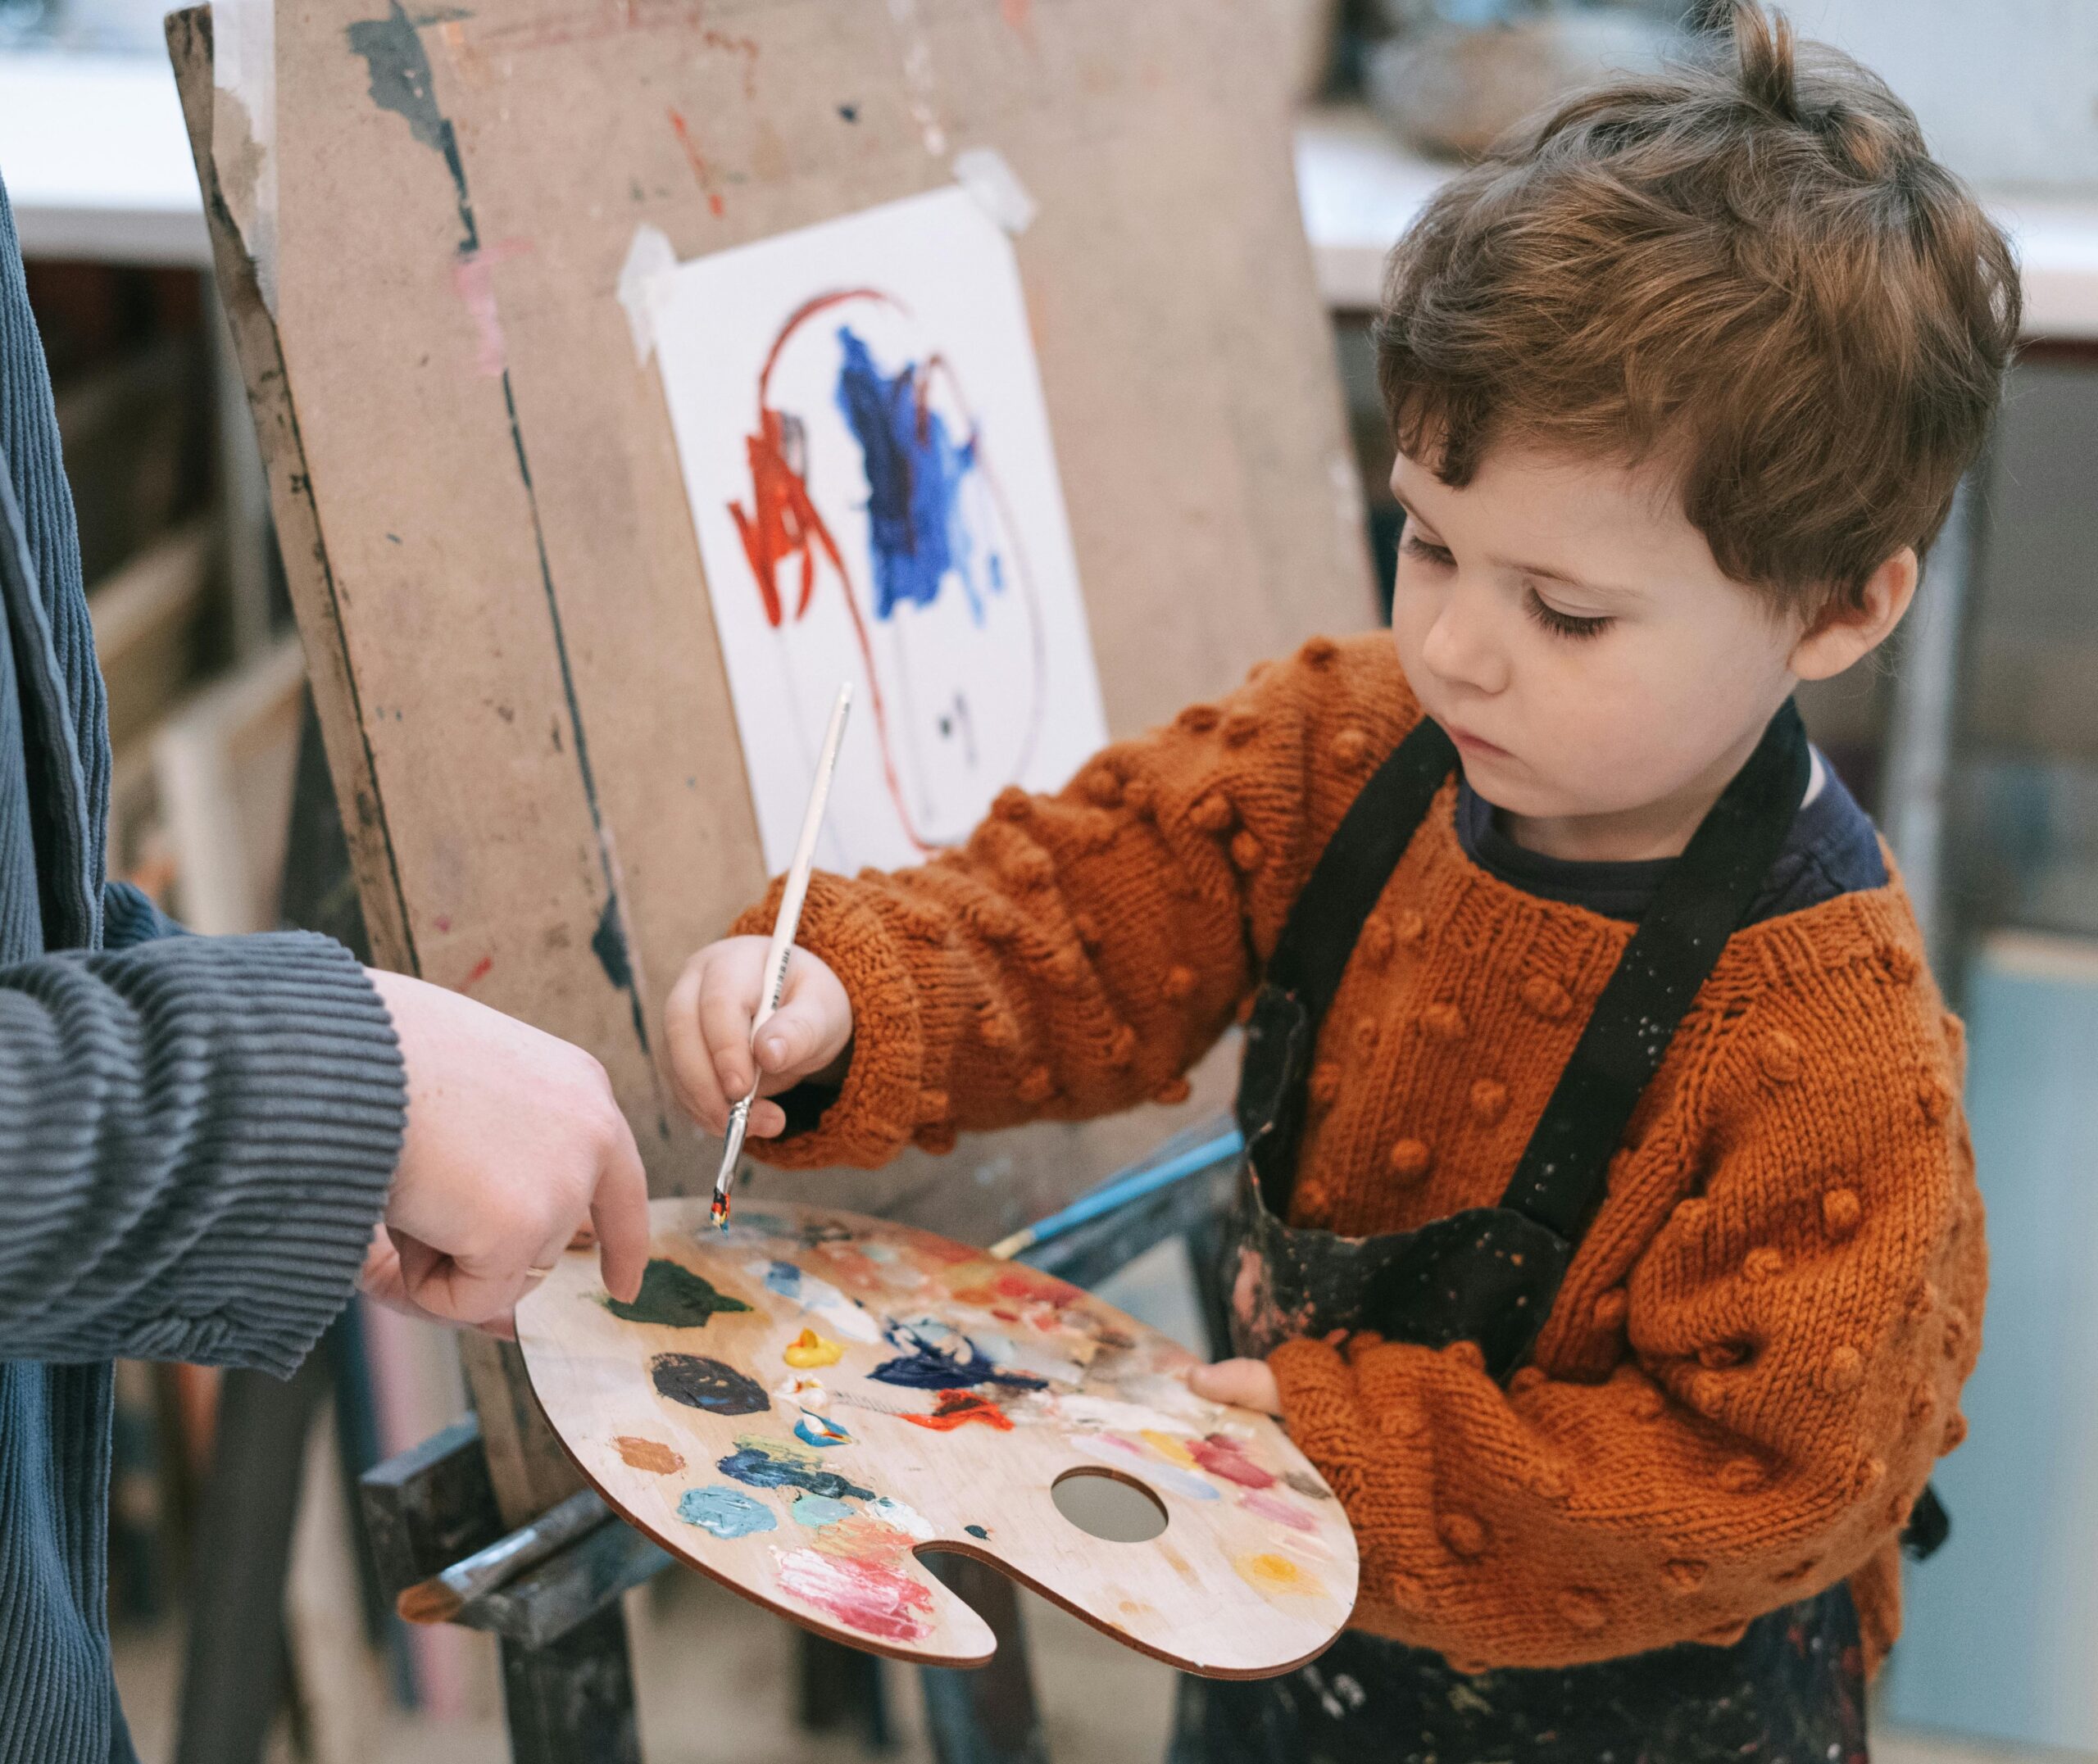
[919,1557,1048,1764]
[797,1630,892,1748]
[499,1606,642,1764]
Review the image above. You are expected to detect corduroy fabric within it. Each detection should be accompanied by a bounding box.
[742,632,1984,1675]
[1,175,407,1763]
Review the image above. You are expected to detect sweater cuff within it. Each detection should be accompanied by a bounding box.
[1270,1335,1378,1499]
[731,873,926,1170]
[143,933,404,1376]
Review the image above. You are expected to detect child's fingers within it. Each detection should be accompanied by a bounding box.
[663,957,716,1127]
[751,999,829,1089]
[1187,1358,1283,1416]
[696,960,764,1115]
[747,1098,789,1139]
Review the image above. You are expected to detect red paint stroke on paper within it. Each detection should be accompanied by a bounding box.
[1188,1433,1277,1490]
[452,238,533,377]
[999,0,1033,42]
[1238,1486,1316,1533]
[459,954,496,991]
[905,1390,1014,1433]
[775,1546,934,1641]
[667,108,726,217]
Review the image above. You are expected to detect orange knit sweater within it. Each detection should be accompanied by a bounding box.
[739,633,1985,1673]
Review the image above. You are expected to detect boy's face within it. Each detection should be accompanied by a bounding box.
[1388,444,1809,859]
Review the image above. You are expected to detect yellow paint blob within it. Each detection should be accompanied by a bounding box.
[1235,1551,1316,1598]
[783,1326,844,1368]
[1141,1430,1198,1469]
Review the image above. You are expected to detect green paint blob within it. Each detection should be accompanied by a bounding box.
[608,1258,753,1327]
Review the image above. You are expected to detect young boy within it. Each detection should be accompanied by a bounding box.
[668,7,2013,1757]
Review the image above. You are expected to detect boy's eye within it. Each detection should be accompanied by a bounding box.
[1524,587,1612,642]
[1401,532,1455,569]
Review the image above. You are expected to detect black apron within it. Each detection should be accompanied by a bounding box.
[1171,702,1874,1764]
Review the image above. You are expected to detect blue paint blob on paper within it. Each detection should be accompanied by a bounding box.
[870,1319,1049,1393]
[792,1493,858,1529]
[794,1413,853,1449]
[717,1442,875,1503]
[833,326,1002,625]
[677,1485,776,1540]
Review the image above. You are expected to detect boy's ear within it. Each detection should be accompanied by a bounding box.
[1790,547,1919,681]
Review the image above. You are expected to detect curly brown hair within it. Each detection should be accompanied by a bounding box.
[1374,2,2021,615]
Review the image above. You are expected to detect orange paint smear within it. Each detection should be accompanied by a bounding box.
[612,1435,684,1475]
[904,1390,1014,1433]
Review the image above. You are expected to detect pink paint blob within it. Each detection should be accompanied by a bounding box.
[451,238,532,377]
[1189,1433,1277,1490]
[775,1546,934,1642]
[1239,1487,1316,1533]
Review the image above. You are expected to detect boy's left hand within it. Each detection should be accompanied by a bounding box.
[1187,1358,1282,1416]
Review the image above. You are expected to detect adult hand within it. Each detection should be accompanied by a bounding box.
[664,936,853,1138]
[362,968,650,1330]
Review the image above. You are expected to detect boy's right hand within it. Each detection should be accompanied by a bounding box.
[665,936,854,1140]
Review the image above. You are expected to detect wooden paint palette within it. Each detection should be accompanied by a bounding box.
[516,1199,1357,1676]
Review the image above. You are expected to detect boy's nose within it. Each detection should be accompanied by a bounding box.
[1419,597,1510,696]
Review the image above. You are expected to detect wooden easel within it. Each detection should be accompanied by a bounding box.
[166,0,1375,1751]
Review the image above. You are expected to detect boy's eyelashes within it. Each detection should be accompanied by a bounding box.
[1523,589,1614,642]
[1401,531,1456,569]
[1401,529,1614,642]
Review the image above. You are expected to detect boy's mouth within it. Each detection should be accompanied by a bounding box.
[1444,723,1510,762]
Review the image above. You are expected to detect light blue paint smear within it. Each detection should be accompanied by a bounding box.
[762,1261,803,1301]
[792,1493,858,1529]
[794,1413,853,1449]
[677,1485,776,1540]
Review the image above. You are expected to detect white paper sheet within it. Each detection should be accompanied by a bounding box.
[647,187,1110,876]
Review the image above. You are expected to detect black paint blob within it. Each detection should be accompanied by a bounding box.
[650,1353,768,1417]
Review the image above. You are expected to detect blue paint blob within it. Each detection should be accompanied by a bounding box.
[762,1261,803,1301]
[869,1319,1049,1394]
[677,1485,776,1540]
[832,326,1002,625]
[794,1413,853,1449]
[965,1524,989,1540]
[792,1493,858,1529]
[717,1443,875,1503]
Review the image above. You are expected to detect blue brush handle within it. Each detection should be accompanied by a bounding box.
[996,1127,1245,1258]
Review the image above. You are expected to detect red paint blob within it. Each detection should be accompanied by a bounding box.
[776,1546,934,1642]
[1189,1433,1277,1490]
[904,1390,1014,1433]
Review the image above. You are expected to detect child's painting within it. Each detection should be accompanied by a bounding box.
[515,1200,1357,1676]
[645,189,1110,875]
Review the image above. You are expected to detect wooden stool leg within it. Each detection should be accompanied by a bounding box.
[919,1556,1048,1764]
[498,1607,642,1764]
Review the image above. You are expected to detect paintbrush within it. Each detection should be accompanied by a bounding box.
[712,681,853,1229]
[986,1125,1245,1261]
[396,1487,608,1626]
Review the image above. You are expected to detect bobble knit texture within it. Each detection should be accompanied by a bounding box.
[744,634,1985,1673]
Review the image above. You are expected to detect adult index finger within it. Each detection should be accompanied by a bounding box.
[589,1114,652,1304]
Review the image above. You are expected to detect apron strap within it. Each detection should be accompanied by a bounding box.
[1496,701,1811,1239]
[1262,714,1459,1026]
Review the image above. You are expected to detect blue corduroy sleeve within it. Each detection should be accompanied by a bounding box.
[0,930,405,1374]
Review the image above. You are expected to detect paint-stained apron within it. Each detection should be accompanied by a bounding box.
[1170,701,1879,1764]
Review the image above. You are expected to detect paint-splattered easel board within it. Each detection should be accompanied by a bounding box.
[167,0,1376,1519]
[168,0,1376,1227]
[518,1200,1358,1676]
